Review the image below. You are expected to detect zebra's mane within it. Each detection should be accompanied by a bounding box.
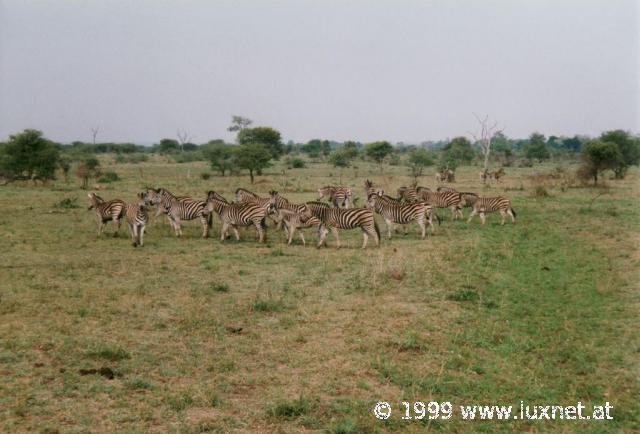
[235,187,258,197]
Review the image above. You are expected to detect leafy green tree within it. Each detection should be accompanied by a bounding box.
[320,140,332,159]
[302,139,322,158]
[58,156,72,183]
[599,130,640,179]
[525,132,551,162]
[329,148,352,168]
[237,127,284,159]
[563,136,583,153]
[407,148,434,179]
[234,143,273,183]
[202,141,234,176]
[364,141,394,170]
[578,140,622,183]
[442,136,474,167]
[0,129,59,182]
[157,138,180,154]
[342,141,360,160]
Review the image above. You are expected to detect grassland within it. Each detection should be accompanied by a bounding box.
[0,157,638,433]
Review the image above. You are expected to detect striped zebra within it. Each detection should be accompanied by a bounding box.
[366,194,437,239]
[317,186,353,208]
[87,193,126,236]
[467,196,516,225]
[125,192,149,247]
[273,208,321,246]
[204,190,267,242]
[302,201,379,249]
[417,190,464,221]
[436,186,457,193]
[435,187,478,208]
[146,188,211,238]
[397,186,431,203]
[364,179,384,197]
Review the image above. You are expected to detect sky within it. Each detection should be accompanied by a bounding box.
[0,0,638,145]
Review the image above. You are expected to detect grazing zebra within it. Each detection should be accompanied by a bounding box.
[397,186,418,203]
[436,186,457,193]
[417,190,464,221]
[317,186,353,208]
[272,208,321,246]
[459,192,479,208]
[467,196,516,225]
[204,190,267,242]
[364,179,384,197]
[146,188,211,238]
[366,194,437,239]
[125,192,149,247]
[87,193,126,236]
[302,201,379,249]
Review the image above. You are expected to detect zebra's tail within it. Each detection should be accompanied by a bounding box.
[206,211,213,228]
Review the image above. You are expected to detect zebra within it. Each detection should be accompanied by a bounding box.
[436,186,457,193]
[467,196,516,225]
[204,190,267,242]
[146,188,211,238]
[272,208,321,246]
[397,186,418,203]
[435,186,477,207]
[302,201,380,249]
[366,193,438,240]
[417,190,464,221]
[317,186,353,208]
[87,193,126,236]
[125,192,149,247]
[364,179,384,197]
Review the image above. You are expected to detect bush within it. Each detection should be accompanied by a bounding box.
[287,157,306,169]
[54,197,79,209]
[98,171,120,183]
[171,151,204,163]
[531,185,550,198]
[200,172,212,180]
[115,153,148,164]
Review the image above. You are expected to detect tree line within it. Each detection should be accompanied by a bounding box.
[0,117,638,186]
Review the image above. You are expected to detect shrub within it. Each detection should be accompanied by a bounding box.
[268,396,312,420]
[531,185,550,198]
[115,153,148,164]
[98,171,120,183]
[288,157,306,169]
[54,197,79,209]
[200,172,212,180]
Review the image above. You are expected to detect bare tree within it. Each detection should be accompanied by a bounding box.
[177,129,193,153]
[227,115,252,133]
[90,126,100,145]
[469,114,503,173]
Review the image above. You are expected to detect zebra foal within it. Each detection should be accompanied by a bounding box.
[467,196,516,225]
[125,192,150,247]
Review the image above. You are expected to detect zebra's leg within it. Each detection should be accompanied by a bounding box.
[508,208,516,223]
[450,206,457,221]
[220,222,229,241]
[467,209,477,224]
[417,217,426,240]
[299,230,306,246]
[457,206,464,219]
[287,226,295,245]
[201,215,209,238]
[331,227,341,249]
[112,217,121,237]
[385,218,393,239]
[175,217,183,237]
[232,225,240,241]
[140,224,146,246]
[254,221,265,243]
[499,209,506,226]
[317,226,329,248]
[97,219,105,237]
[362,231,369,249]
[480,212,486,225]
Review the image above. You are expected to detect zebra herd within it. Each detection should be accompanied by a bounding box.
[87,179,516,249]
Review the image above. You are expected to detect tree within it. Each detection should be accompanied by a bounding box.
[227,116,253,134]
[599,130,640,179]
[442,136,474,167]
[157,138,180,154]
[237,127,284,159]
[525,132,551,162]
[342,141,360,160]
[302,139,322,158]
[59,156,72,183]
[75,156,101,189]
[0,129,60,183]
[320,140,332,159]
[90,126,100,145]
[364,141,394,170]
[177,129,193,153]
[578,140,622,183]
[407,148,434,179]
[329,148,353,168]
[234,143,273,183]
[470,114,503,172]
[563,136,583,153]
[202,141,234,176]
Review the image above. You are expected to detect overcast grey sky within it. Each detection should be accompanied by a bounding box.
[1,0,638,144]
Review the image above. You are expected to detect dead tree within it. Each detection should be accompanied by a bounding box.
[469,114,503,177]
[91,126,100,145]
[177,129,193,153]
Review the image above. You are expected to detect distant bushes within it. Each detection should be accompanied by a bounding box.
[286,157,306,169]
[115,153,148,164]
[98,171,120,183]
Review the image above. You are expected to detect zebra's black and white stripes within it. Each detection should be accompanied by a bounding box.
[317,186,353,208]
[125,192,149,247]
[204,190,267,242]
[87,193,126,236]
[366,193,437,239]
[146,188,211,238]
[467,196,516,225]
[302,201,379,249]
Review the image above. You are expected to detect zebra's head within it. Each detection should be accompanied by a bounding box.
[146,188,163,206]
[137,192,150,209]
[87,192,102,210]
[365,193,379,210]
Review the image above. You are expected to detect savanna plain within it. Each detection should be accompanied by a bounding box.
[1,158,638,433]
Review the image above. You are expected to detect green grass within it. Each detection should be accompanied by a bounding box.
[0,157,637,432]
